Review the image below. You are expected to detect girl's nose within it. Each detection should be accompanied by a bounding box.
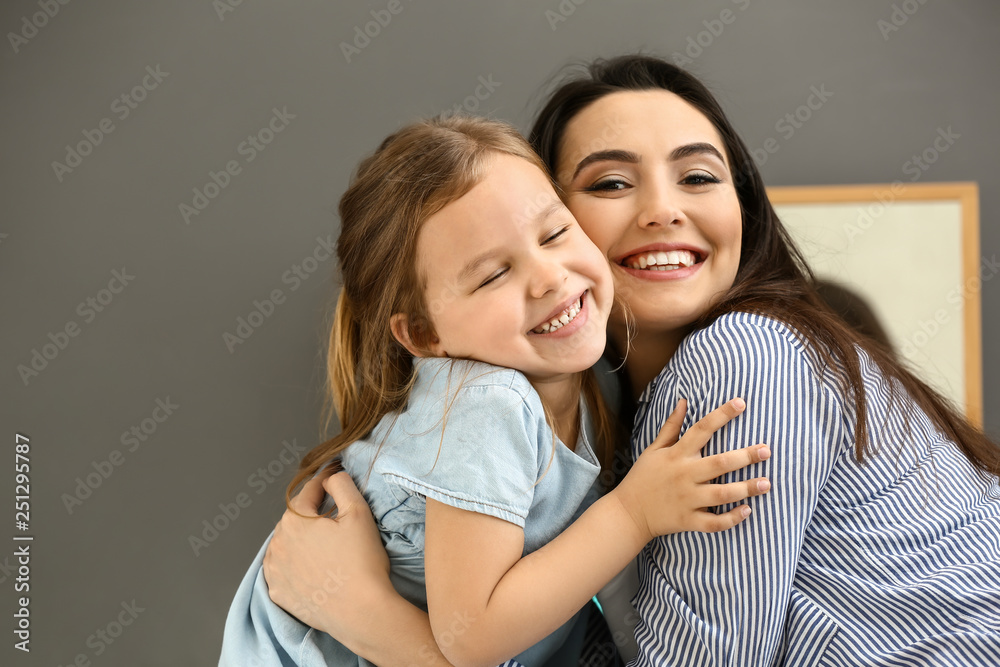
[529,258,568,299]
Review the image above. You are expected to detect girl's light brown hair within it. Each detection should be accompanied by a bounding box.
[287,115,617,510]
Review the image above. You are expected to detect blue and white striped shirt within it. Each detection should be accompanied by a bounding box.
[630,312,1000,666]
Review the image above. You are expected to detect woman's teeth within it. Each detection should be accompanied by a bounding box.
[627,249,697,271]
[532,297,583,334]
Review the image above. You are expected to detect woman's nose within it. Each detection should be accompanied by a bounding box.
[637,183,684,229]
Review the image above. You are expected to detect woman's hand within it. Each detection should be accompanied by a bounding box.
[263,470,392,641]
[611,398,771,545]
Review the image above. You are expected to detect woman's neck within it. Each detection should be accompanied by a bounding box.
[610,322,690,401]
[530,373,583,449]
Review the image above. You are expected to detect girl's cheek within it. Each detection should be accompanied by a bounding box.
[608,304,630,329]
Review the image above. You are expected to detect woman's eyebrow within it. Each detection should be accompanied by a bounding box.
[670,142,726,164]
[570,149,639,181]
[570,143,725,181]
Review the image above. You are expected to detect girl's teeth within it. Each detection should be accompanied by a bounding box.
[532,298,582,334]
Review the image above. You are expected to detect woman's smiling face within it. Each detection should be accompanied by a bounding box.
[556,89,743,341]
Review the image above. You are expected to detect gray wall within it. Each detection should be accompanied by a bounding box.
[1,1,997,664]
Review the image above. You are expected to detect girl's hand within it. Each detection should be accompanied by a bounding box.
[263,470,392,643]
[611,398,771,545]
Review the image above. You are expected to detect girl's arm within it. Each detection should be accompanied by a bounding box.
[264,400,767,667]
[425,398,770,667]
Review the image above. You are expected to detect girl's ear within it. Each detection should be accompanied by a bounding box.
[390,313,443,357]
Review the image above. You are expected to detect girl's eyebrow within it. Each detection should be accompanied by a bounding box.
[457,201,563,284]
[569,142,726,181]
[458,249,501,285]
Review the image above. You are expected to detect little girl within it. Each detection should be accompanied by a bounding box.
[220,116,771,666]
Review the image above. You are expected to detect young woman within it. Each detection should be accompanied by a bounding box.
[264,56,1000,666]
[219,114,771,667]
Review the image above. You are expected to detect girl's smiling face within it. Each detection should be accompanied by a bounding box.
[556,90,743,343]
[410,153,613,385]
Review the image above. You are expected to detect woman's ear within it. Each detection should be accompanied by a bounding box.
[390,313,443,357]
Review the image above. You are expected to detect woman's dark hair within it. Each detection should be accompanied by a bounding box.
[529,54,999,475]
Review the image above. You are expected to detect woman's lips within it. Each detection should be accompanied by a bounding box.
[616,261,702,281]
[621,248,697,270]
[614,244,706,281]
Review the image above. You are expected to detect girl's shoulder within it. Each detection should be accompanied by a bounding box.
[411,357,542,415]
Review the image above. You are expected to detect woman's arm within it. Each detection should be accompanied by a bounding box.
[628,315,844,666]
[264,472,453,666]
[424,398,770,667]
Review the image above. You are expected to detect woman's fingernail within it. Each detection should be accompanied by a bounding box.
[758,446,771,460]
[758,480,771,493]
[742,507,752,518]
[731,398,745,410]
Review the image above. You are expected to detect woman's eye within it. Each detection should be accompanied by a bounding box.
[584,177,630,192]
[542,226,570,245]
[476,268,507,290]
[681,172,721,186]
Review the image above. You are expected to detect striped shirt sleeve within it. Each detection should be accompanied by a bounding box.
[630,314,846,666]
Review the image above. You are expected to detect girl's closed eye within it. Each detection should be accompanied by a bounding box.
[542,226,570,245]
[476,267,508,290]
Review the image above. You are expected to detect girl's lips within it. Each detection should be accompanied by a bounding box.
[529,291,589,338]
[540,291,586,326]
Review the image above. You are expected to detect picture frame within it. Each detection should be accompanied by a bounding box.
[767,182,983,426]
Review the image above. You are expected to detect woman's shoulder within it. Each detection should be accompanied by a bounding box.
[676,311,808,362]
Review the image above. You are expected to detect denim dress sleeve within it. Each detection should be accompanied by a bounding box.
[218,533,369,667]
[370,358,548,529]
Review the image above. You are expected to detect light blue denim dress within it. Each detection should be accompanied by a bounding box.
[219,358,603,666]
